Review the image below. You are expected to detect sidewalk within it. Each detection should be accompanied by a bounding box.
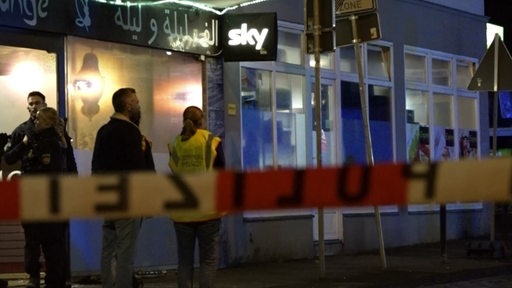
[204,239,512,288]
[4,239,512,287]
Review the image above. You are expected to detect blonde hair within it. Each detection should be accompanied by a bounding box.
[180,106,203,141]
[38,107,67,148]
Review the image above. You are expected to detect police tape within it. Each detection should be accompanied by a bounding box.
[0,157,511,221]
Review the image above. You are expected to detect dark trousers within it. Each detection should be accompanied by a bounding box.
[23,222,67,288]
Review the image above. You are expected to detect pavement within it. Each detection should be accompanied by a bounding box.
[3,239,512,287]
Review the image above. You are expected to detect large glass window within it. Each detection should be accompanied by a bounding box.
[341,82,393,164]
[458,96,478,159]
[405,47,480,211]
[311,82,336,166]
[433,93,454,161]
[276,72,306,168]
[241,68,272,169]
[309,53,335,69]
[405,53,427,83]
[66,37,202,172]
[456,59,475,89]
[340,42,395,214]
[367,45,391,80]
[339,46,357,74]
[241,68,306,170]
[405,89,430,162]
[277,29,302,65]
[432,58,451,87]
[0,45,57,136]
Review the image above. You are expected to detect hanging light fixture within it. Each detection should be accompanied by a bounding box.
[73,52,104,120]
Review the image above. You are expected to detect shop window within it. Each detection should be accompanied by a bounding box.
[405,52,427,83]
[341,81,396,214]
[241,68,306,170]
[241,68,308,219]
[367,44,391,80]
[66,37,202,164]
[405,46,481,212]
[241,67,272,170]
[432,58,451,87]
[339,46,357,73]
[0,46,58,135]
[277,29,302,65]
[311,82,336,166]
[458,96,478,159]
[341,81,393,164]
[405,89,429,162]
[308,52,335,70]
[432,93,454,161]
[456,59,476,89]
[275,73,307,171]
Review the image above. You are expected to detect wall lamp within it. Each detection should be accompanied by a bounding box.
[73,52,104,120]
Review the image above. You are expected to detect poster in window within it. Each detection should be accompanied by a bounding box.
[459,129,477,159]
[406,123,430,163]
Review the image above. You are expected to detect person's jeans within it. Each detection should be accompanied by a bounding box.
[174,219,221,288]
[100,218,142,288]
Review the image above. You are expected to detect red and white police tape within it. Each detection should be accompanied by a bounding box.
[0,157,510,221]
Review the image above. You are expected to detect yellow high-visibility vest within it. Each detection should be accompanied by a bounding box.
[168,129,220,173]
[168,129,222,222]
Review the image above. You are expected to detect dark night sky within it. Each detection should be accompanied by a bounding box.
[485,1,512,48]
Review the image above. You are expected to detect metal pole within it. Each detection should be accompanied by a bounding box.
[490,34,500,242]
[313,0,326,277]
[349,14,387,269]
[440,204,447,262]
[490,91,498,241]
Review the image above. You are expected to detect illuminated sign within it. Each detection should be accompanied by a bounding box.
[223,13,277,62]
[0,1,277,60]
[228,23,269,50]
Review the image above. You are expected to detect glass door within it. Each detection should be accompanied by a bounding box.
[0,30,61,273]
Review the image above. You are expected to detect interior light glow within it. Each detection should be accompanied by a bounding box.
[10,61,44,92]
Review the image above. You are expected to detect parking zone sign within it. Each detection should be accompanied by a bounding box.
[336,0,376,16]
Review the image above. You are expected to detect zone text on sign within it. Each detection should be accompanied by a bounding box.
[336,0,375,15]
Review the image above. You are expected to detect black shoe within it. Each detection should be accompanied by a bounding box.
[26,277,40,288]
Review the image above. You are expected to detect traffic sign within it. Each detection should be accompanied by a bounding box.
[336,0,376,16]
[336,12,381,47]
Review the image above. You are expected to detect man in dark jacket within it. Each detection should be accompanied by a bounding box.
[92,87,155,288]
[4,91,77,173]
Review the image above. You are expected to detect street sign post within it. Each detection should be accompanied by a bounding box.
[305,0,335,54]
[335,0,376,16]
[334,0,386,270]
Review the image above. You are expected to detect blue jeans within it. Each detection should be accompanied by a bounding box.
[174,219,221,288]
[101,218,142,288]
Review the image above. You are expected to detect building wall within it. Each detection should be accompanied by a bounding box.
[222,0,491,260]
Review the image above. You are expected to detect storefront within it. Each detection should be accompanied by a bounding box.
[0,0,224,274]
[223,0,490,258]
[0,0,491,276]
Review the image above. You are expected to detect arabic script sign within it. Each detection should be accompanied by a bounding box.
[0,0,222,56]
[71,1,222,56]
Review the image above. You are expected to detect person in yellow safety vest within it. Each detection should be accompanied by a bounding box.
[168,105,225,288]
